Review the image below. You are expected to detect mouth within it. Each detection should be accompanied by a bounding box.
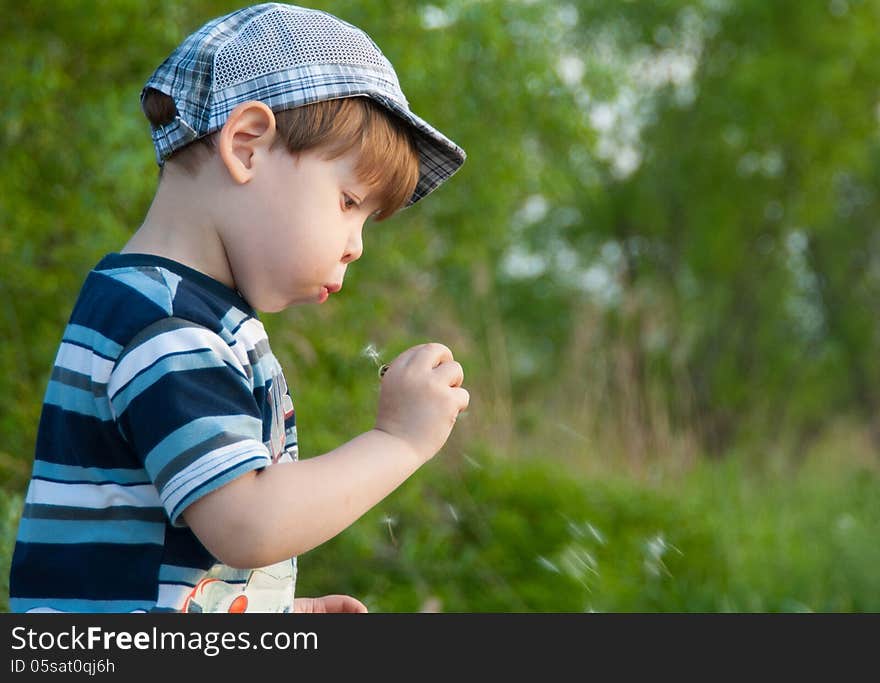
[318,283,341,304]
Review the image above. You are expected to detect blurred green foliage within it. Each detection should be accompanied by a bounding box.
[3,447,878,612]
[2,0,880,611]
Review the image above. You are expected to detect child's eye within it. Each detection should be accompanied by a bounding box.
[342,194,359,210]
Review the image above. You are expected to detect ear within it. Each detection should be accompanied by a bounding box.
[217,101,277,184]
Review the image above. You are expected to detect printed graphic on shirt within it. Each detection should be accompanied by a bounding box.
[181,559,296,613]
[269,372,291,462]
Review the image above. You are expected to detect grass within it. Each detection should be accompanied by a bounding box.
[1,489,22,611]
[297,444,880,612]
[2,444,878,613]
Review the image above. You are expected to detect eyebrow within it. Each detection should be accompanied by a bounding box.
[341,165,382,212]
[346,180,382,213]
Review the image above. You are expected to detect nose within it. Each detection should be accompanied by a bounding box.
[341,224,364,264]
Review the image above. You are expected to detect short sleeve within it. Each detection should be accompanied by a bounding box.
[107,317,271,526]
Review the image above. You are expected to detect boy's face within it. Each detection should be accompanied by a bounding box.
[219,146,378,312]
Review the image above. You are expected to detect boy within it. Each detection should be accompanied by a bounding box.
[9,3,468,613]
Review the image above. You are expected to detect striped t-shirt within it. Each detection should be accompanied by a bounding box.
[10,253,299,613]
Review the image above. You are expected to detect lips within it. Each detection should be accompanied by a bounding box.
[317,283,341,304]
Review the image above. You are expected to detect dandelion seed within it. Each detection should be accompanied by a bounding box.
[361,343,383,367]
[644,558,663,578]
[566,520,606,546]
[382,514,398,546]
[836,514,856,533]
[557,545,597,593]
[561,545,600,580]
[646,533,681,558]
[782,600,813,613]
[462,454,483,469]
[583,552,599,575]
[643,532,682,578]
[586,523,606,545]
[447,503,459,522]
[554,421,589,442]
[536,555,561,573]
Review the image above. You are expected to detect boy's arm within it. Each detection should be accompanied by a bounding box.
[182,343,468,569]
[185,429,422,567]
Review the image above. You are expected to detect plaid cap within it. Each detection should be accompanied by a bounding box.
[142,3,465,205]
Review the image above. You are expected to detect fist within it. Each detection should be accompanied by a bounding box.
[375,343,469,462]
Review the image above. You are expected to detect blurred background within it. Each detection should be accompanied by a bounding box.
[2,0,880,612]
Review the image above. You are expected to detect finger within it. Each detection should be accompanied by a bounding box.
[434,360,464,388]
[413,342,454,371]
[317,594,369,613]
[386,343,455,378]
[293,597,317,613]
[453,387,470,413]
[385,343,431,374]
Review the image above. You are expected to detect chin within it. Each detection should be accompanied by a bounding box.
[261,300,289,314]
[244,292,285,313]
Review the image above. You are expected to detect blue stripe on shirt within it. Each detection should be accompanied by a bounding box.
[16,518,165,545]
[110,347,240,415]
[43,381,113,421]
[9,598,155,613]
[31,461,151,485]
[62,324,124,359]
[142,414,264,482]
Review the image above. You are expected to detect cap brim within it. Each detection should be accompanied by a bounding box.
[365,94,466,205]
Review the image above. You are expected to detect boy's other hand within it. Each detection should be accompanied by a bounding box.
[293,595,368,613]
[375,343,470,462]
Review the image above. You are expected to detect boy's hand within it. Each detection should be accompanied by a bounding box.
[293,595,368,613]
[375,343,469,462]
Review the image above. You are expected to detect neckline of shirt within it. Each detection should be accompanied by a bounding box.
[97,252,258,317]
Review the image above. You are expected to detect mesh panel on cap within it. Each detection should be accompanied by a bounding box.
[213,8,391,91]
